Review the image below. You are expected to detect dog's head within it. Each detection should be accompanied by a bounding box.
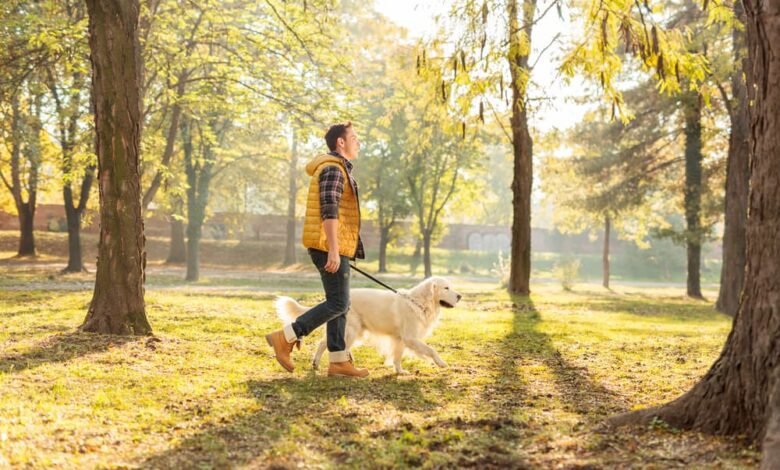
[426,276,462,309]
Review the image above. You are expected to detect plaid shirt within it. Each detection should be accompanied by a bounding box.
[319,152,365,259]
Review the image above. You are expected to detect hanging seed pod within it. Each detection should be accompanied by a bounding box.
[462,122,466,139]
[657,53,665,80]
[461,50,467,70]
[482,0,488,24]
[651,26,659,54]
[499,75,504,96]
[479,101,485,123]
[422,48,426,66]
[453,57,458,79]
[416,54,421,75]
[441,81,447,101]
[675,61,681,82]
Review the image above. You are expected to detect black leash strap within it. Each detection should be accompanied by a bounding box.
[349,264,398,293]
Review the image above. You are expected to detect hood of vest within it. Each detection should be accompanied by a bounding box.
[305,154,345,176]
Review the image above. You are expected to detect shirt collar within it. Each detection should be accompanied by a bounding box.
[328,151,353,172]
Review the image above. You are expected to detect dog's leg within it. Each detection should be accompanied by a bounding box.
[312,339,327,370]
[392,338,407,374]
[403,338,448,368]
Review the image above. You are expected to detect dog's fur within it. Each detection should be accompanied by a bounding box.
[275,276,462,373]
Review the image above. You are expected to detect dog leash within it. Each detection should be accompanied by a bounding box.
[349,264,398,293]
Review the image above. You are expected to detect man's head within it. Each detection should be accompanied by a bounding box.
[325,122,359,160]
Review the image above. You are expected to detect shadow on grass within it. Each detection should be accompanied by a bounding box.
[0,332,140,375]
[139,374,449,468]
[492,296,626,422]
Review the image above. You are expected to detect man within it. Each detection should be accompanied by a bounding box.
[265,122,369,378]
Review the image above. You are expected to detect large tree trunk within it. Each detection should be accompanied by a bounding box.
[611,4,780,465]
[716,3,749,316]
[507,0,537,296]
[166,216,186,264]
[283,127,298,266]
[683,92,703,299]
[422,231,432,279]
[80,0,151,336]
[602,215,610,289]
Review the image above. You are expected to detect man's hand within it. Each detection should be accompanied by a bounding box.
[325,249,341,273]
[323,219,341,273]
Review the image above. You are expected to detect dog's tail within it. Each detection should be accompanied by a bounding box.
[274,296,309,324]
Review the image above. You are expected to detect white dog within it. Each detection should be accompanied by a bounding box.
[275,276,462,373]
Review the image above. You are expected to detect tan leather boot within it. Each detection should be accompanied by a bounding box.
[327,359,369,378]
[265,329,300,372]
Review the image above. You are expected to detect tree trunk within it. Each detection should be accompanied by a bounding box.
[182,117,215,282]
[5,92,39,258]
[379,226,390,273]
[507,0,537,296]
[423,231,432,279]
[166,216,186,263]
[63,203,84,272]
[283,126,298,266]
[185,221,201,281]
[412,237,422,261]
[611,4,780,465]
[17,205,36,257]
[80,0,151,336]
[602,215,610,289]
[716,4,749,316]
[683,93,703,299]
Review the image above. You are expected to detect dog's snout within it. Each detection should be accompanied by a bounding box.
[456,294,462,301]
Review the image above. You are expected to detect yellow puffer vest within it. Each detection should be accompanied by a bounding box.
[302,154,361,258]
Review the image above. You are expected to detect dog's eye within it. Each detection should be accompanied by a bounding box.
[444,287,449,290]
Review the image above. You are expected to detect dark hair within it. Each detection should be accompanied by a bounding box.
[324,122,352,151]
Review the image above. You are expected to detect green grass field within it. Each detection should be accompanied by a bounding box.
[0,258,757,468]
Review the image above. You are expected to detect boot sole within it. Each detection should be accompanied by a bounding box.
[266,334,294,373]
[327,372,369,378]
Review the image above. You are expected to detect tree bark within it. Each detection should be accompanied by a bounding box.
[283,126,298,266]
[378,225,390,273]
[63,202,84,272]
[166,215,186,264]
[183,117,217,282]
[716,3,750,316]
[423,231,432,279]
[17,205,36,257]
[602,215,610,289]
[80,0,151,336]
[683,92,703,299]
[611,4,780,464]
[507,0,537,296]
[3,92,39,258]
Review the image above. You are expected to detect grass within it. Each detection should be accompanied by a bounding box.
[0,267,758,469]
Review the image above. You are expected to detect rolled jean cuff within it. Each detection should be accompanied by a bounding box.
[329,350,351,363]
[283,324,298,343]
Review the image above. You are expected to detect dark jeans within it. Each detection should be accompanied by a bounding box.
[291,248,350,352]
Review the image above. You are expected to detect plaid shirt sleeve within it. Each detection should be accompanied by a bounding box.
[319,165,345,220]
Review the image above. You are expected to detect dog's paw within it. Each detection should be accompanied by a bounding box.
[311,361,320,370]
[435,359,448,368]
[394,368,408,375]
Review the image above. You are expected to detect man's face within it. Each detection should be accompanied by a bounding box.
[339,127,360,160]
